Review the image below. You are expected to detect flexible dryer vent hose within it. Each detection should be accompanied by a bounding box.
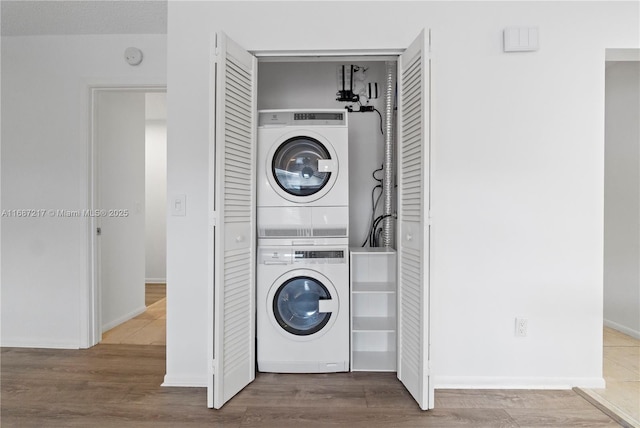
[382,61,395,248]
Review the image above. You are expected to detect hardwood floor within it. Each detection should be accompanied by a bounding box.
[580,327,640,427]
[1,345,621,427]
[101,298,166,345]
[101,284,166,346]
[3,285,631,426]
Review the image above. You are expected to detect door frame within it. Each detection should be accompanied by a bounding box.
[85,84,166,347]
[603,48,640,342]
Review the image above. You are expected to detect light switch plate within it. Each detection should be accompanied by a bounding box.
[504,27,539,52]
[172,194,186,216]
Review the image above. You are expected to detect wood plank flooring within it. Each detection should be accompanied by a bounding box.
[581,327,640,427]
[101,284,166,346]
[111,285,640,428]
[0,344,621,427]
[3,284,631,426]
[101,298,166,345]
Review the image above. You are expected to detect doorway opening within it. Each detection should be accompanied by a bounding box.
[89,87,167,347]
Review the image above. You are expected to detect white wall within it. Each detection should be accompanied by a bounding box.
[166,1,639,388]
[145,93,167,283]
[1,34,167,348]
[258,61,387,247]
[604,61,640,339]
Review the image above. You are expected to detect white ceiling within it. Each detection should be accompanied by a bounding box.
[1,0,167,36]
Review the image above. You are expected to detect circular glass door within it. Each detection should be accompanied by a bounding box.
[272,136,331,197]
[272,276,332,336]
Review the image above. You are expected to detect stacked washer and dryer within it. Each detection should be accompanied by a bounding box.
[256,109,350,373]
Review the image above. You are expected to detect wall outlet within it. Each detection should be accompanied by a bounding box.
[515,318,528,337]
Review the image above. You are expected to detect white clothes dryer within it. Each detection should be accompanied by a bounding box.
[257,110,349,241]
[257,244,349,373]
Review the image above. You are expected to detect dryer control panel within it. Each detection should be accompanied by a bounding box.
[293,248,346,265]
[258,247,347,265]
[259,248,293,265]
[258,110,347,127]
[294,250,344,260]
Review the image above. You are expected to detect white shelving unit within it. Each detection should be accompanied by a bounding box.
[350,247,397,372]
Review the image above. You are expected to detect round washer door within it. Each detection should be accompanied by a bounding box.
[267,270,339,341]
[267,131,338,203]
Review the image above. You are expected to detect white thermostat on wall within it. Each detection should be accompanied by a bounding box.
[503,27,539,52]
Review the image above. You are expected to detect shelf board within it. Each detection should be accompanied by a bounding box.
[352,281,395,293]
[350,247,396,255]
[351,351,396,372]
[352,317,396,332]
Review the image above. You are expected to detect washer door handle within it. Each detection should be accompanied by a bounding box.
[317,159,337,173]
[318,298,337,313]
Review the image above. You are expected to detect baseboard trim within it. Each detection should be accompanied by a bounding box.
[0,338,80,349]
[145,278,167,284]
[162,374,207,388]
[434,376,606,389]
[604,319,640,339]
[102,305,146,332]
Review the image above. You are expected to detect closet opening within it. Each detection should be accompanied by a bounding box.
[208,30,431,410]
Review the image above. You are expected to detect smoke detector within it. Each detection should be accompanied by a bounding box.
[124,47,143,66]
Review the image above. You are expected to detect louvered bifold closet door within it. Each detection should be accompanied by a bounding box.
[208,32,257,410]
[397,29,433,411]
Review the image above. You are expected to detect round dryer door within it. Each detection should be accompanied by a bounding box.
[272,276,333,336]
[271,136,336,200]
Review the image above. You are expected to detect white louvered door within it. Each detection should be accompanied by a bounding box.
[397,29,433,411]
[207,32,257,409]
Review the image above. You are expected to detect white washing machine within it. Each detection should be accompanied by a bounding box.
[257,244,349,373]
[257,110,349,242]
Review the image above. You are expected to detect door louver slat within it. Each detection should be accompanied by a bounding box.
[223,54,253,225]
[223,247,251,374]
